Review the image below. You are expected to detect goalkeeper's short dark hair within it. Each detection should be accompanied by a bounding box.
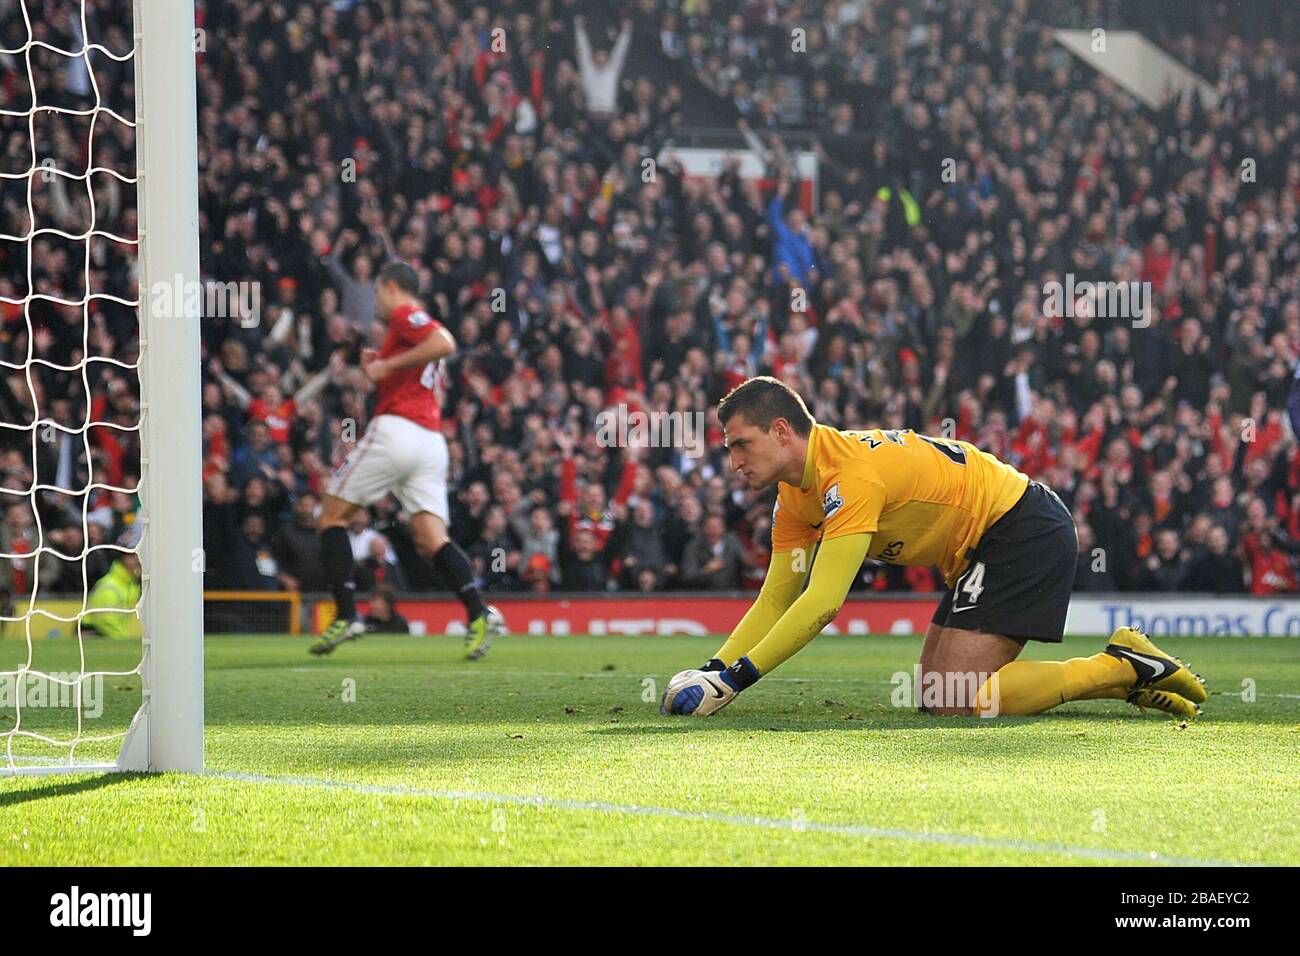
[717,376,814,436]
[378,261,420,295]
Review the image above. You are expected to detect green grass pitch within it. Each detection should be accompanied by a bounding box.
[1,632,1297,865]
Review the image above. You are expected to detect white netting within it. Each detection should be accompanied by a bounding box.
[0,0,145,771]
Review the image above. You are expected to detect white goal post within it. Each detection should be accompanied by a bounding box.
[123,0,204,774]
[0,0,202,775]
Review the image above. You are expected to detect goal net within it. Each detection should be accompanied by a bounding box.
[0,0,202,775]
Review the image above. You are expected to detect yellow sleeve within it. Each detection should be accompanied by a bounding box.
[745,533,872,675]
[712,549,810,666]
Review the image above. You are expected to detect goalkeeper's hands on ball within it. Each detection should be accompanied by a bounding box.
[660,657,761,716]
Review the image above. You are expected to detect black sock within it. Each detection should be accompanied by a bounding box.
[320,525,357,621]
[431,541,487,621]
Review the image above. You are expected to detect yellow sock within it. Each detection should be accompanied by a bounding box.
[975,654,1135,716]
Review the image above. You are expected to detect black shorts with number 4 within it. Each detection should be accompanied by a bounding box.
[931,481,1078,644]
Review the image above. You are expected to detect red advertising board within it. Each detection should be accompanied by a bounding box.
[327,595,940,637]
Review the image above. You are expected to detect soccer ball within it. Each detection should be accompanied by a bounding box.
[659,669,706,714]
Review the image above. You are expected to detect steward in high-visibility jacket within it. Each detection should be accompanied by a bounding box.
[82,557,142,638]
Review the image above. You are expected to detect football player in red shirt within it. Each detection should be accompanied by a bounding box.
[310,262,505,658]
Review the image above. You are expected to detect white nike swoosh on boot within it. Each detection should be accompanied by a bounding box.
[1122,650,1176,680]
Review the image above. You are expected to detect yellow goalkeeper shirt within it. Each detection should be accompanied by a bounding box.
[712,422,1030,676]
[772,423,1029,588]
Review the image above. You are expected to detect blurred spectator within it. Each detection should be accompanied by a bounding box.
[355,534,408,593]
[681,513,745,590]
[1073,522,1117,592]
[615,499,674,588]
[522,553,555,592]
[82,547,142,639]
[517,505,561,585]
[273,493,328,592]
[1181,525,1247,592]
[575,16,632,119]
[467,506,522,592]
[1138,530,1189,592]
[364,584,411,634]
[559,527,620,592]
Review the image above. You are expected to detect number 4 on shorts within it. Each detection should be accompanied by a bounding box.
[953,561,986,612]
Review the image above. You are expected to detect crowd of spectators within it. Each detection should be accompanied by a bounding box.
[2,0,1299,607]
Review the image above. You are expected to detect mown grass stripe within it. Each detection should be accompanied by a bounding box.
[208,769,1256,867]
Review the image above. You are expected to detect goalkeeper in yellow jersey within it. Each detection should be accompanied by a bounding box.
[660,377,1207,719]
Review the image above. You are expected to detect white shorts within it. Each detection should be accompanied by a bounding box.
[326,414,449,521]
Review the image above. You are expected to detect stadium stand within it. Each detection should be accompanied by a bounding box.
[3,0,1299,606]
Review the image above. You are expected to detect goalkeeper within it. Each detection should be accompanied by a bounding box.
[661,377,1207,719]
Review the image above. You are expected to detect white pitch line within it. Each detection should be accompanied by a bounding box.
[288,667,1300,698]
[207,769,1254,867]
